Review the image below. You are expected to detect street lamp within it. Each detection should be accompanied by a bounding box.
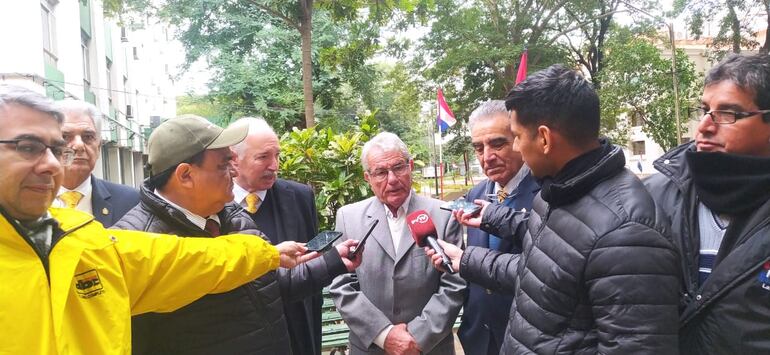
[620,1,683,144]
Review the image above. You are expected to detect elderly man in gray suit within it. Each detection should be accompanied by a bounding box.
[330,132,466,355]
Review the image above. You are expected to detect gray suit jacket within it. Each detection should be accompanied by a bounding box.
[330,194,466,354]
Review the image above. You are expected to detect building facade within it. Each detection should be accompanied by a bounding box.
[0,0,177,187]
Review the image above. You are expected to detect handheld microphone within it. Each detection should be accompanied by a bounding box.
[406,210,456,274]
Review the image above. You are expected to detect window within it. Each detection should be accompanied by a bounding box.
[106,59,113,106]
[632,141,646,156]
[630,112,645,127]
[41,0,57,65]
[81,34,91,86]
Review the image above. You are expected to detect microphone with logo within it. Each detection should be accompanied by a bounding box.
[406,210,456,274]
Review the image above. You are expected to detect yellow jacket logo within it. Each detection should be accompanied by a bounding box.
[74,269,104,298]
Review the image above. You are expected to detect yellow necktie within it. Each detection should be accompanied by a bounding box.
[59,191,84,209]
[497,190,509,203]
[245,193,260,214]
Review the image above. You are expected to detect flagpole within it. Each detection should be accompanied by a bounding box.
[439,130,444,200]
[429,111,439,196]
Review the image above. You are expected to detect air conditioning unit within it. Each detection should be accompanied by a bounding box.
[126,104,133,118]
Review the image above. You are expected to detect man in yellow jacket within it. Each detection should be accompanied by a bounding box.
[0,85,313,354]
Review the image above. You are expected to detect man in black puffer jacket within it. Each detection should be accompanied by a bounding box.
[426,65,680,354]
[113,115,361,354]
[644,53,770,354]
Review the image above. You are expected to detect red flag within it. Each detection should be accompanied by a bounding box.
[436,89,456,133]
[515,49,528,84]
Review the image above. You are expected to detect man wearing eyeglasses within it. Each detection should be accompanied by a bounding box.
[644,53,770,354]
[0,84,313,354]
[52,99,139,227]
[329,132,465,355]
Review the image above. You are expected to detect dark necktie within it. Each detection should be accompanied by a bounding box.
[205,219,221,237]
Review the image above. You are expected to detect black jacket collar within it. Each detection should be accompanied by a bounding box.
[139,182,244,237]
[652,142,695,193]
[540,140,626,207]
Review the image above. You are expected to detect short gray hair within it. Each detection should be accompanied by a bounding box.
[360,132,412,171]
[54,99,103,137]
[0,84,63,123]
[468,100,508,133]
[229,117,278,156]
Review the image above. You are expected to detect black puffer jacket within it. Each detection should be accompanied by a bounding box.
[645,143,770,354]
[113,183,347,355]
[460,144,680,354]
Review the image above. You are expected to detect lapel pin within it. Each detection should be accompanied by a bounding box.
[102,208,109,215]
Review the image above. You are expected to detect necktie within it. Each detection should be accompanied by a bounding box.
[245,193,260,214]
[205,219,221,237]
[59,191,84,209]
[491,189,509,250]
[497,190,509,203]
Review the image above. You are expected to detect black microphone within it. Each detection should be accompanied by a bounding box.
[406,210,456,274]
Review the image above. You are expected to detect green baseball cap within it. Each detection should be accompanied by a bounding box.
[147,114,247,175]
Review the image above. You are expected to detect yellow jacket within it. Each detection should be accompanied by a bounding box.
[0,207,280,355]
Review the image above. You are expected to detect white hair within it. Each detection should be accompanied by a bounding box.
[229,116,278,156]
[360,132,412,171]
[468,100,508,133]
[0,85,63,123]
[54,99,102,137]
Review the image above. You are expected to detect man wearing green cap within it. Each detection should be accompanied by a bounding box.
[0,85,310,355]
[113,114,363,354]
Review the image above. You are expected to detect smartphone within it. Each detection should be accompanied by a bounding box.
[349,219,379,259]
[440,197,482,216]
[306,231,344,253]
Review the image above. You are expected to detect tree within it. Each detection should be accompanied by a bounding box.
[411,0,572,124]
[553,0,627,88]
[598,28,701,151]
[674,0,769,58]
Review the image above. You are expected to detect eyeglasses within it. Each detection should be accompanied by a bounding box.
[0,139,75,166]
[693,107,770,124]
[368,162,410,181]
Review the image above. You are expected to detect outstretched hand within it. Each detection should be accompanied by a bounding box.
[276,241,320,268]
[452,199,490,228]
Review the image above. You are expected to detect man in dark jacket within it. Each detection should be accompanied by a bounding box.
[427,65,680,354]
[644,53,770,354]
[113,115,362,354]
[230,117,325,355]
[53,99,139,226]
[461,100,539,355]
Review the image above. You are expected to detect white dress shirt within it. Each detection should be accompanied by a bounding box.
[232,181,267,211]
[53,176,93,215]
[154,189,220,230]
[493,164,530,197]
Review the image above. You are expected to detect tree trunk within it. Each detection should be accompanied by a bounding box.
[726,1,741,53]
[761,0,770,54]
[463,151,470,186]
[299,0,315,127]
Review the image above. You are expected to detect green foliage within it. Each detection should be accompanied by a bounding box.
[175,95,227,124]
[674,0,767,58]
[280,112,380,229]
[411,0,572,122]
[598,29,701,151]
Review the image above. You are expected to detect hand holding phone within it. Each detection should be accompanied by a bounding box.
[306,231,344,253]
[349,219,379,259]
[440,197,482,216]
